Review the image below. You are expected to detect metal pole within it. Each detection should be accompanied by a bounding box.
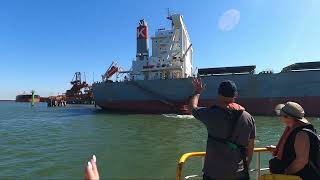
[256,152,261,179]
[202,156,205,169]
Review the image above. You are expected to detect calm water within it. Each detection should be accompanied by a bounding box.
[0,102,319,179]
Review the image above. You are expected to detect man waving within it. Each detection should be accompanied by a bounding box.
[190,78,256,180]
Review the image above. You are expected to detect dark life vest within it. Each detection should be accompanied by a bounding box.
[282,124,320,179]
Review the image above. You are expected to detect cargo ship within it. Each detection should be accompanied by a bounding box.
[16,93,41,103]
[93,13,320,116]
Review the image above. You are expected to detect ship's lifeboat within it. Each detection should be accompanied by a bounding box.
[105,66,119,78]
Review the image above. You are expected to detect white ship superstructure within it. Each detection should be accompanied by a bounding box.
[131,14,193,80]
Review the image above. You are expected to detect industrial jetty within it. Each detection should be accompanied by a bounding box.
[93,13,320,116]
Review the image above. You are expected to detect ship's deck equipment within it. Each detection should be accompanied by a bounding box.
[282,61,320,72]
[198,65,256,76]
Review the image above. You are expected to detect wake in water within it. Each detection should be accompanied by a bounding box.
[162,114,194,119]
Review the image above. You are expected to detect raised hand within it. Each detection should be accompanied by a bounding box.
[192,78,206,94]
[85,155,99,180]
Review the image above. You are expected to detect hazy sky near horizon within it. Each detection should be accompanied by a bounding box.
[1,0,320,99]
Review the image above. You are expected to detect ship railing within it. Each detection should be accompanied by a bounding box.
[176,147,271,180]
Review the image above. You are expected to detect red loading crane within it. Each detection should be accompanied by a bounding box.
[65,72,94,104]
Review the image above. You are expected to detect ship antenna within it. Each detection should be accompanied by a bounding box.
[92,72,95,83]
[166,8,172,20]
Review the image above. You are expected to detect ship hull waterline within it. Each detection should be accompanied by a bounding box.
[95,96,320,117]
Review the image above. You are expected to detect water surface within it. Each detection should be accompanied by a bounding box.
[0,102,319,179]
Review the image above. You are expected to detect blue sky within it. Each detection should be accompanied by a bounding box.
[1,0,320,99]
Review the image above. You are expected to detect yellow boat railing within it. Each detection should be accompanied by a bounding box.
[176,147,271,180]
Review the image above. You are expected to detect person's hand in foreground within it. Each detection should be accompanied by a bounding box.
[266,145,277,154]
[85,155,99,180]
